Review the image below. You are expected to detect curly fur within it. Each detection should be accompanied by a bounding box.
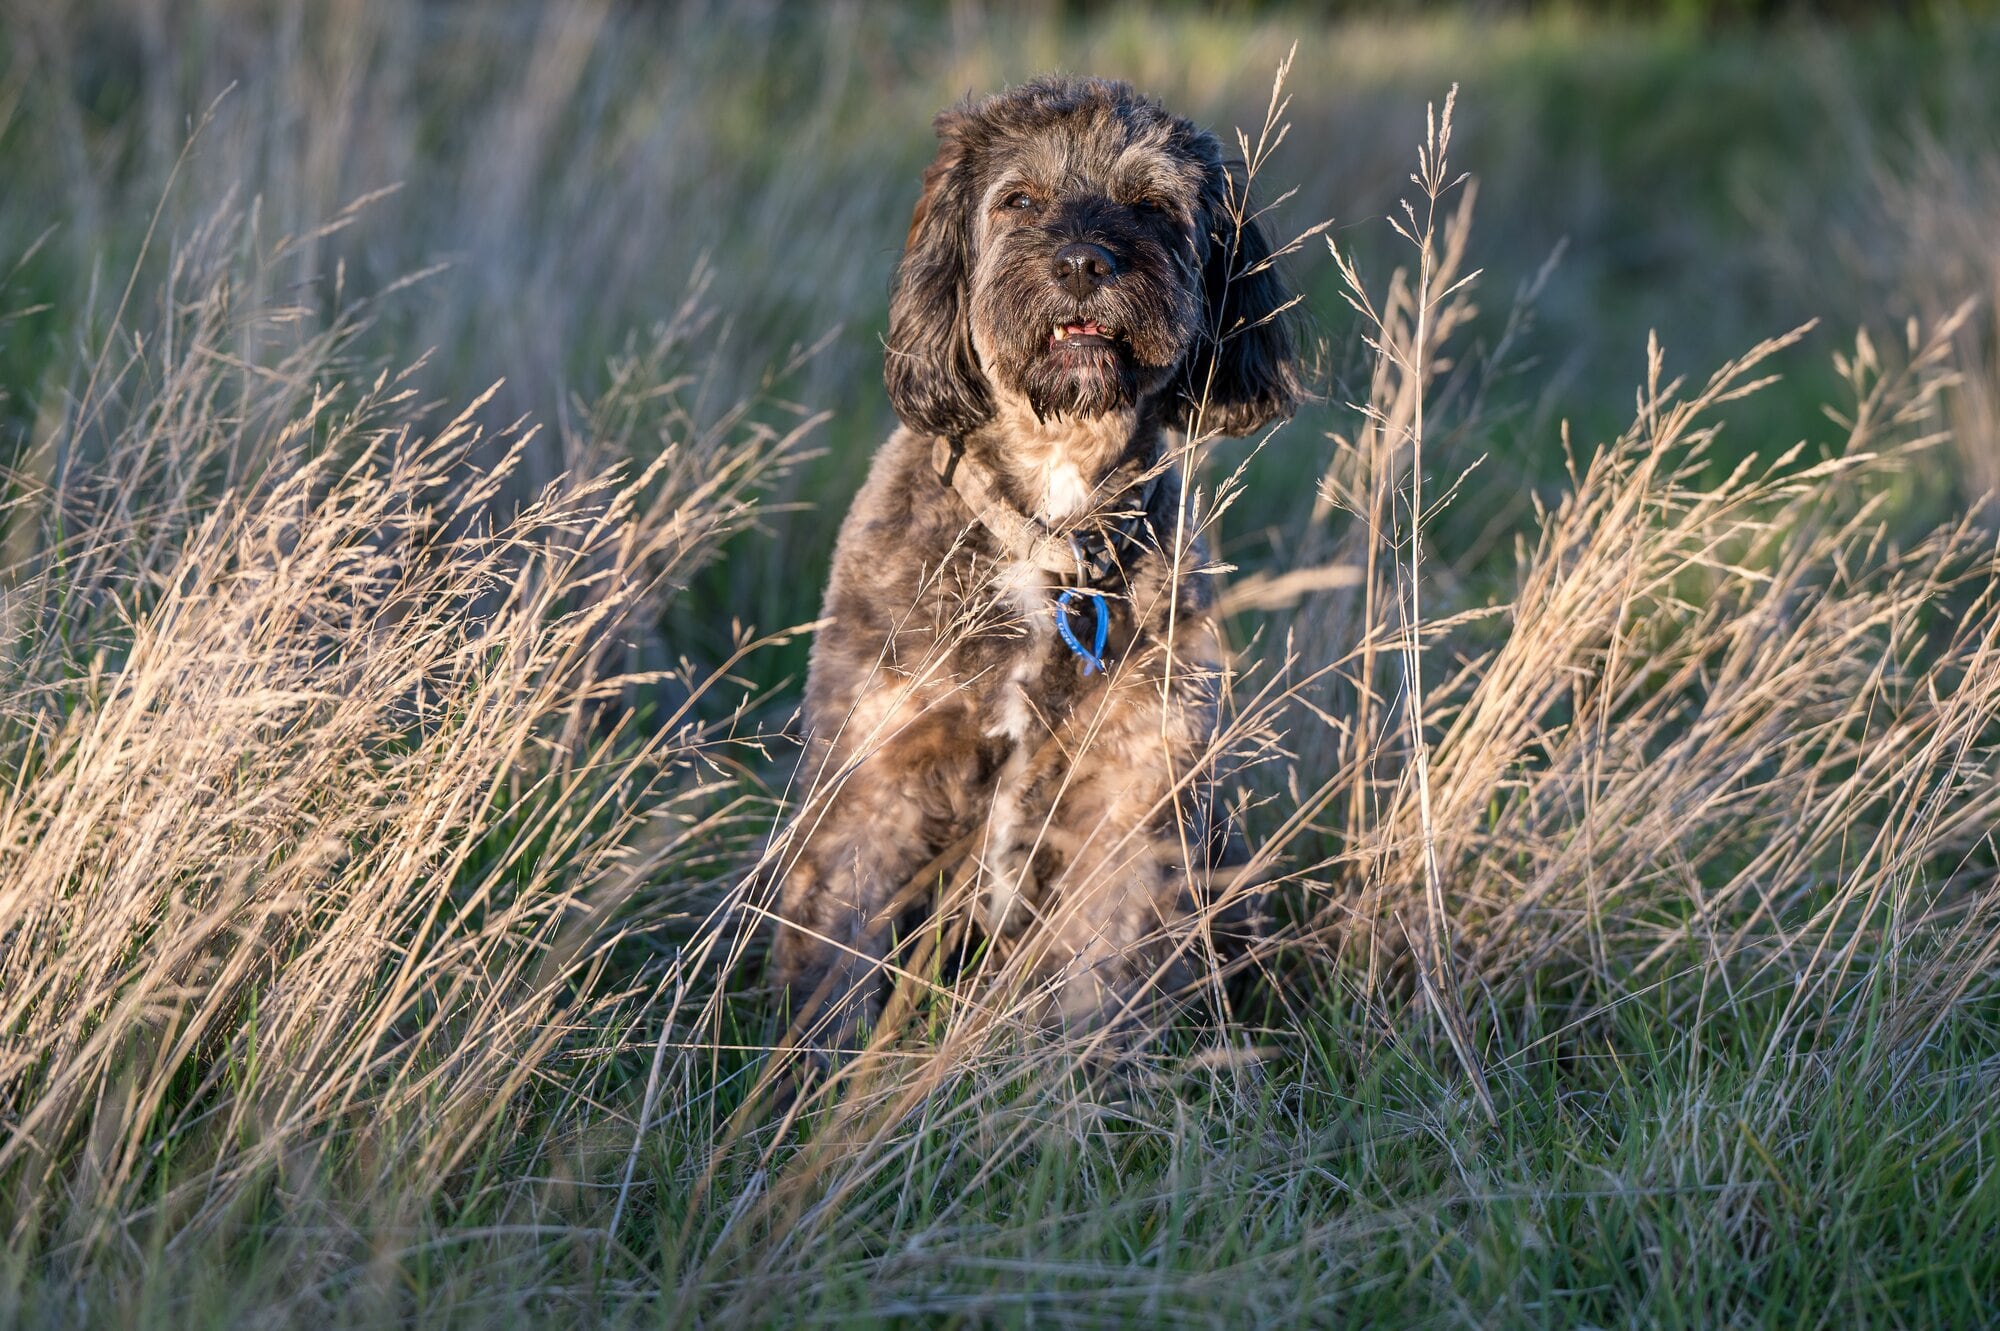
[772,76,1298,1047]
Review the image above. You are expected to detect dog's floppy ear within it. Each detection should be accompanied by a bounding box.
[884,110,992,440]
[1170,159,1301,438]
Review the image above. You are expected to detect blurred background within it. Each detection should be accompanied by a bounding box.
[4,0,1999,674]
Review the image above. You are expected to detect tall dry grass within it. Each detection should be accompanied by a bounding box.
[0,196,814,1316]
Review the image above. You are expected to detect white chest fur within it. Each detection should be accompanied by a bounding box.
[985,559,1049,742]
[985,397,1136,525]
[1034,457,1093,524]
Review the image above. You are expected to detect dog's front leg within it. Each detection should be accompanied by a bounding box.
[1032,769,1189,1033]
[1023,649,1236,1035]
[771,702,978,1059]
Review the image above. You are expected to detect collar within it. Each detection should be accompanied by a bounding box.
[930,435,1163,586]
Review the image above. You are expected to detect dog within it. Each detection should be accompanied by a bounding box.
[771,76,1299,1052]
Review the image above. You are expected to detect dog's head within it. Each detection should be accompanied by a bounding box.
[885,76,1299,441]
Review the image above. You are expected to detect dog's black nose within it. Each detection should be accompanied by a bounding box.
[1054,242,1116,299]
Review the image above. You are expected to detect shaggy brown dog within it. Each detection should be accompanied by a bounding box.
[771,76,1298,1050]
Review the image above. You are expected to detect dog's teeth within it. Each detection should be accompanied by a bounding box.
[1053,325,1068,341]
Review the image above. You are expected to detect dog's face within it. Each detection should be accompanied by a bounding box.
[960,99,1208,424]
[885,77,1299,441]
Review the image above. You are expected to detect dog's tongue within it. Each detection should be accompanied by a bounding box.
[1053,320,1112,341]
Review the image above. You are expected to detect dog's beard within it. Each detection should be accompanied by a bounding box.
[1019,340,1140,420]
[974,272,1195,422]
[991,315,1182,422]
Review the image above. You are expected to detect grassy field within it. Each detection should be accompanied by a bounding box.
[5,2,2000,1326]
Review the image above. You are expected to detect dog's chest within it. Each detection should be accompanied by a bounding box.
[933,427,1159,741]
[969,536,1149,745]
[1033,458,1093,525]
[983,559,1064,742]
[975,559,1076,933]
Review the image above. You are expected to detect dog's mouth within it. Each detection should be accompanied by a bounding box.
[1049,319,1121,351]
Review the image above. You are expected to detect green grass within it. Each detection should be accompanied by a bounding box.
[11,979,1996,1326]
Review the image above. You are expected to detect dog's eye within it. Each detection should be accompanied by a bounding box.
[1004,191,1036,211]
[1134,197,1167,215]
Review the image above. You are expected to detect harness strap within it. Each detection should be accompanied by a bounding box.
[929,435,1163,584]
[929,437,1079,575]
